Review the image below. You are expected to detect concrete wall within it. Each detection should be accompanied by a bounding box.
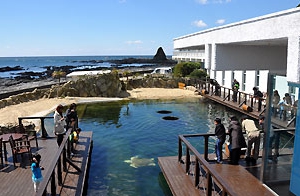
[214,45,287,74]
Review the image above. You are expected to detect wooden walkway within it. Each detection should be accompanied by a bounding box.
[159,155,281,196]
[0,131,92,195]
[158,156,202,196]
[201,89,295,129]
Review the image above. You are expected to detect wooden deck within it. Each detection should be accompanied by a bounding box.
[159,156,279,196]
[158,156,202,196]
[0,131,92,195]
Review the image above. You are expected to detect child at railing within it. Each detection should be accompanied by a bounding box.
[69,128,81,156]
[31,153,44,192]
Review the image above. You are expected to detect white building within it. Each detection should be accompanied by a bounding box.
[172,7,300,195]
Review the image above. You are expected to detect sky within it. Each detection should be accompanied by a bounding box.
[0,0,299,57]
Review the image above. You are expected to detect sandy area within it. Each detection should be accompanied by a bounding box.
[0,87,199,126]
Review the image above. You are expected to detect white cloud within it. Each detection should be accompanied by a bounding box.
[196,0,207,4]
[119,0,126,3]
[125,40,143,45]
[192,20,207,28]
[216,19,225,25]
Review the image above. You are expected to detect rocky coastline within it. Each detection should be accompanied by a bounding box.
[0,48,176,94]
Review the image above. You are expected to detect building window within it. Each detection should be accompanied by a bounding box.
[242,71,246,91]
[256,70,260,87]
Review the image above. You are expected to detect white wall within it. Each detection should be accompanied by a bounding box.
[214,45,287,74]
[174,8,300,50]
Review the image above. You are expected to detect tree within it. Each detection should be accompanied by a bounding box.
[123,70,131,80]
[190,69,208,79]
[173,62,201,77]
[52,70,66,84]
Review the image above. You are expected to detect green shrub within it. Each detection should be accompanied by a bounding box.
[174,62,202,77]
[189,69,207,79]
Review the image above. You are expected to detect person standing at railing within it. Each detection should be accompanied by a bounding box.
[259,115,280,163]
[241,115,260,165]
[278,97,289,120]
[272,90,280,116]
[231,79,240,102]
[54,104,66,146]
[66,103,78,130]
[214,118,226,164]
[253,87,263,112]
[210,79,221,96]
[227,115,246,165]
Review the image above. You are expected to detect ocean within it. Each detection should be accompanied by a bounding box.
[0,55,160,78]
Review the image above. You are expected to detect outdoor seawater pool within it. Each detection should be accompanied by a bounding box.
[48,98,240,196]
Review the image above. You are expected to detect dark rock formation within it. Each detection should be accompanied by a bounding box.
[0,66,24,72]
[153,47,167,61]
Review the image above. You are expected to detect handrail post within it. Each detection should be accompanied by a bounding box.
[50,170,56,195]
[57,155,62,186]
[178,136,182,162]
[228,89,231,101]
[204,136,209,161]
[185,148,190,174]
[195,159,200,187]
[63,146,67,172]
[18,118,22,126]
[250,96,254,109]
[206,173,212,196]
[41,117,48,138]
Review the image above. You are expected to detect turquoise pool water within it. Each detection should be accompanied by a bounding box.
[67,98,239,196]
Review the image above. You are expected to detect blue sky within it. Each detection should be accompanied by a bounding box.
[0,0,299,57]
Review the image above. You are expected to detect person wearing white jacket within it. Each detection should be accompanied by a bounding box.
[54,104,66,146]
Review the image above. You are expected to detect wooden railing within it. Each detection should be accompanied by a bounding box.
[17,116,81,196]
[18,116,53,138]
[191,79,297,126]
[193,79,266,113]
[178,133,289,196]
[35,128,81,196]
[178,133,237,195]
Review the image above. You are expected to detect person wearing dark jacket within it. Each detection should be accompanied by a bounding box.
[227,116,246,165]
[66,103,78,130]
[253,87,263,111]
[214,118,226,163]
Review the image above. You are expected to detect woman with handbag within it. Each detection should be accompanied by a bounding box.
[227,115,246,165]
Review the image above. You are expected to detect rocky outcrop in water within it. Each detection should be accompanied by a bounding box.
[0,66,23,72]
[153,47,167,61]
